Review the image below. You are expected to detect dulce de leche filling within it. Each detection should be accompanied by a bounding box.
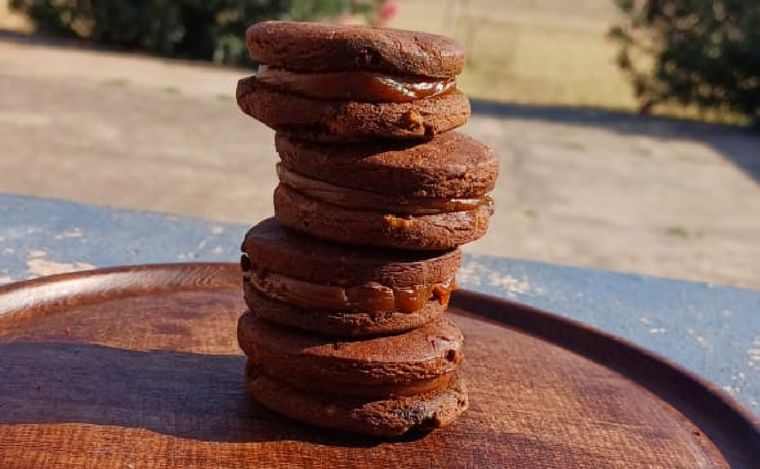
[256,65,456,103]
[245,266,456,314]
[278,164,491,215]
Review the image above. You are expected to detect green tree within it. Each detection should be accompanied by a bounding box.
[609,0,760,123]
[10,0,390,66]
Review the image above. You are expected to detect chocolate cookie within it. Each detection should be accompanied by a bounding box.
[247,365,468,437]
[236,77,470,142]
[238,312,464,397]
[246,21,465,78]
[275,131,499,198]
[241,219,459,333]
[244,282,446,336]
[274,184,493,250]
[272,131,496,249]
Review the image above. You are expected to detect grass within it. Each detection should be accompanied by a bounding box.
[562,141,587,151]
[665,226,699,239]
[163,86,182,95]
[392,0,635,110]
[391,0,746,124]
[666,226,690,238]
[102,78,129,87]
[634,146,653,158]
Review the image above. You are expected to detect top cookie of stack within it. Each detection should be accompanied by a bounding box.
[236,21,470,142]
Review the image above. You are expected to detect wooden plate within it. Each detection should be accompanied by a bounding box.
[0,263,757,468]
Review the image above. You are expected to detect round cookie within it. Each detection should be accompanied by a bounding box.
[246,21,465,78]
[243,281,446,337]
[247,365,468,437]
[237,312,464,395]
[274,183,493,250]
[275,131,499,199]
[272,132,497,249]
[236,77,470,142]
[241,219,460,334]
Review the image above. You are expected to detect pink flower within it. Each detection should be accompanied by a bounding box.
[378,1,399,23]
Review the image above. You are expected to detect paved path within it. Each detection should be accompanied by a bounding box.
[1,35,759,288]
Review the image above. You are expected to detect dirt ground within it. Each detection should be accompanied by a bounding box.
[1,36,759,289]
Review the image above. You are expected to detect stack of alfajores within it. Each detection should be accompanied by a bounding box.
[235,21,498,437]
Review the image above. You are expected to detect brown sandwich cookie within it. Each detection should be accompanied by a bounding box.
[237,21,470,141]
[238,312,464,398]
[272,132,497,250]
[247,363,468,437]
[237,77,469,142]
[241,218,460,335]
[243,281,446,336]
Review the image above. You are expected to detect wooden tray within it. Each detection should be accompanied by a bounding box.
[0,263,757,468]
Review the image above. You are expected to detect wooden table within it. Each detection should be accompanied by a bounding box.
[0,193,757,416]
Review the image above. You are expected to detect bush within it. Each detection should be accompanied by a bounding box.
[10,0,389,66]
[609,0,760,122]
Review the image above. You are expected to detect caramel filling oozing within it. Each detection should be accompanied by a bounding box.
[245,266,456,314]
[256,65,456,103]
[277,164,490,215]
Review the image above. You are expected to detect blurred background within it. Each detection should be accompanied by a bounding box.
[1,0,758,288]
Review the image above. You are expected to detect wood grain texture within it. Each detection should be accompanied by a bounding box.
[0,263,757,468]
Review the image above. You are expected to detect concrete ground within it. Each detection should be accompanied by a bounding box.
[1,35,759,289]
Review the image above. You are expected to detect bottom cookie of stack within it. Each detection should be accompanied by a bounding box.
[246,363,468,437]
[238,312,469,436]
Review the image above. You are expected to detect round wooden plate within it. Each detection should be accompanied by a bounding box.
[0,263,757,468]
